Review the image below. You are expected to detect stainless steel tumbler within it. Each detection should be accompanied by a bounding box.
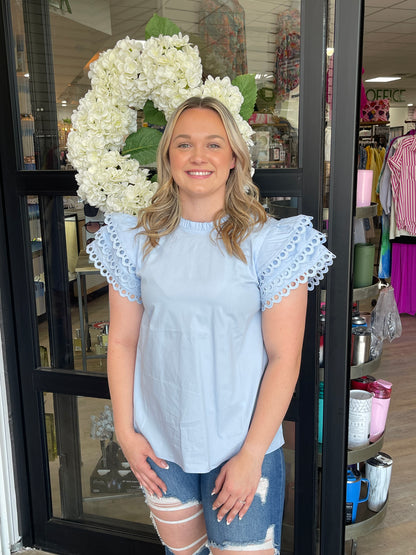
[351,326,371,365]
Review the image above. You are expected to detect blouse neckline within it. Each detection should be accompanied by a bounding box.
[179,218,215,233]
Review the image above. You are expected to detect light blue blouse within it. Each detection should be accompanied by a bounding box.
[88,213,334,472]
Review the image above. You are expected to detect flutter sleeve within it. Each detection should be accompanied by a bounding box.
[257,215,335,310]
[86,212,142,303]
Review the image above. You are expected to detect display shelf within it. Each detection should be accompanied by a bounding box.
[355,203,378,219]
[317,434,384,469]
[352,279,380,302]
[350,354,382,380]
[359,121,390,126]
[285,495,388,553]
[320,278,380,305]
[347,434,384,466]
[345,498,388,542]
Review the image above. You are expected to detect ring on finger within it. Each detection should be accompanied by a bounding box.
[239,499,247,504]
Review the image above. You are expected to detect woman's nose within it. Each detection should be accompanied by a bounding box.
[190,145,206,163]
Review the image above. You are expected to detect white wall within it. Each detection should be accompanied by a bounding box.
[389,106,410,129]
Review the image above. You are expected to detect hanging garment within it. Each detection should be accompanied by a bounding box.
[366,145,385,215]
[378,137,400,214]
[389,201,412,240]
[378,213,391,279]
[358,145,368,170]
[391,242,416,315]
[378,130,416,215]
[388,134,416,235]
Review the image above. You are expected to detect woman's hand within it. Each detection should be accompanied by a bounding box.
[211,448,263,524]
[118,431,168,498]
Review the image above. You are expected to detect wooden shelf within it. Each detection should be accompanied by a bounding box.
[347,434,384,466]
[350,354,382,380]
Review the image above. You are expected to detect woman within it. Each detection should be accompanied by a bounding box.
[88,96,334,555]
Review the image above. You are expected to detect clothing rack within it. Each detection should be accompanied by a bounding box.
[359,122,389,148]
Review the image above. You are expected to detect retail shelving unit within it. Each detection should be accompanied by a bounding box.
[345,434,388,555]
[345,201,388,555]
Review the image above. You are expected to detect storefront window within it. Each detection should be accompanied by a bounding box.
[28,194,109,372]
[11,0,300,171]
[44,394,149,524]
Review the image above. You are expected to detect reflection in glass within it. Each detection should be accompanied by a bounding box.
[324,0,335,215]
[262,196,299,220]
[28,196,50,366]
[44,394,152,526]
[32,195,109,371]
[282,421,296,552]
[64,196,108,372]
[70,197,108,373]
[10,0,301,171]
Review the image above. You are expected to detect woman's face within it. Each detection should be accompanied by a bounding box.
[168,107,236,217]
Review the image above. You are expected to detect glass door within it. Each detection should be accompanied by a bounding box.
[0,0,359,553]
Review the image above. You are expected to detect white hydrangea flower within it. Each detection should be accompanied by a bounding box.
[67,31,254,215]
[201,76,243,116]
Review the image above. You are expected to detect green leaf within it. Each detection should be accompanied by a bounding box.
[232,74,257,121]
[145,14,181,39]
[121,127,163,165]
[143,100,167,127]
[150,173,158,183]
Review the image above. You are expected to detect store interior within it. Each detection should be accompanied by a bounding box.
[13,0,416,553]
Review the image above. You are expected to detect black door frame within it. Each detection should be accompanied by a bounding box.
[0,0,363,553]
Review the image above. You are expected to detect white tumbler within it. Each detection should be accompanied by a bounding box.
[348,390,374,449]
[365,452,393,511]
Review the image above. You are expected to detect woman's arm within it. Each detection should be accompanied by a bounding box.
[212,283,308,523]
[108,286,168,497]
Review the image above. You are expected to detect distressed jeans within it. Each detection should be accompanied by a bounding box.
[146,447,285,554]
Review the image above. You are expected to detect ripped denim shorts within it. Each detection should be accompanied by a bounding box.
[145,447,285,555]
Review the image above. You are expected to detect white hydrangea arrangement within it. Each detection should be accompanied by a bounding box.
[67,15,257,215]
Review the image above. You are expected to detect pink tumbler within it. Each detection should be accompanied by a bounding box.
[356,170,373,207]
[368,379,392,442]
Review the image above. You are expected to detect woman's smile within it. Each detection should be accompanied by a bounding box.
[186,170,213,176]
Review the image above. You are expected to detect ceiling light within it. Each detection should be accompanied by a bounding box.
[24,73,29,78]
[365,77,401,83]
[408,103,414,107]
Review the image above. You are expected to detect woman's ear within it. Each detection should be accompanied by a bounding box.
[230,154,236,169]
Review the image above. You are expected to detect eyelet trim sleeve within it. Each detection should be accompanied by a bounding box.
[258,215,335,310]
[86,213,142,303]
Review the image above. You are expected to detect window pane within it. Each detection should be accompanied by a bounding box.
[44,394,152,527]
[28,196,51,366]
[30,195,109,372]
[282,421,295,552]
[11,0,301,171]
[72,199,108,373]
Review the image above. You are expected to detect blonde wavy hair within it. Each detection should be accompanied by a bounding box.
[138,96,267,262]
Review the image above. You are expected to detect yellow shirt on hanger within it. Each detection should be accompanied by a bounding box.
[365,145,385,215]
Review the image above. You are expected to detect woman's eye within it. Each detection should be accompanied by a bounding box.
[178,143,191,149]
[208,143,221,149]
